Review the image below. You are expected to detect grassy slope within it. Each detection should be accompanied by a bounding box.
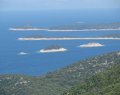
[0,51,120,95]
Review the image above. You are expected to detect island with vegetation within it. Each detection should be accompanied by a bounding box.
[0,51,120,95]
[38,45,67,53]
[9,26,48,31]
[18,36,120,41]
[79,42,104,48]
[9,22,120,32]
[49,22,120,31]
[17,33,120,41]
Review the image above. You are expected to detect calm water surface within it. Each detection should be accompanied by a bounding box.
[0,10,120,75]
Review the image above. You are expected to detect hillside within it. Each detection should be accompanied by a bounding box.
[0,51,120,95]
[62,64,120,95]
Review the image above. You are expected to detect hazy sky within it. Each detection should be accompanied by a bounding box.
[0,0,120,11]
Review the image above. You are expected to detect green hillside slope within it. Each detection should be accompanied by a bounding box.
[0,51,120,95]
[63,64,120,95]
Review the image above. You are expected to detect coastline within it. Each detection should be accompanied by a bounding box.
[9,28,48,31]
[18,37,120,41]
[48,28,120,32]
[9,28,120,32]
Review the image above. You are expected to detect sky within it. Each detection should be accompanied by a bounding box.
[0,0,120,11]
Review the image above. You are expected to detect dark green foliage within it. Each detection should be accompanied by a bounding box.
[0,51,120,95]
[63,64,120,95]
[0,87,6,95]
[44,45,62,50]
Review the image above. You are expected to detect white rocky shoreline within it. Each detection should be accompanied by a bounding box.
[79,42,104,48]
[9,28,120,32]
[17,37,120,41]
[9,28,48,31]
[18,52,28,55]
[48,28,120,32]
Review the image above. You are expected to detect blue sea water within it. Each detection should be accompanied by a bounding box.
[0,9,120,76]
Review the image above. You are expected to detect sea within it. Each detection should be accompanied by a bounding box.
[0,9,120,76]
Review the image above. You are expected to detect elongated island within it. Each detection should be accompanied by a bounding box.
[9,22,120,32]
[17,37,120,41]
[9,26,48,31]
